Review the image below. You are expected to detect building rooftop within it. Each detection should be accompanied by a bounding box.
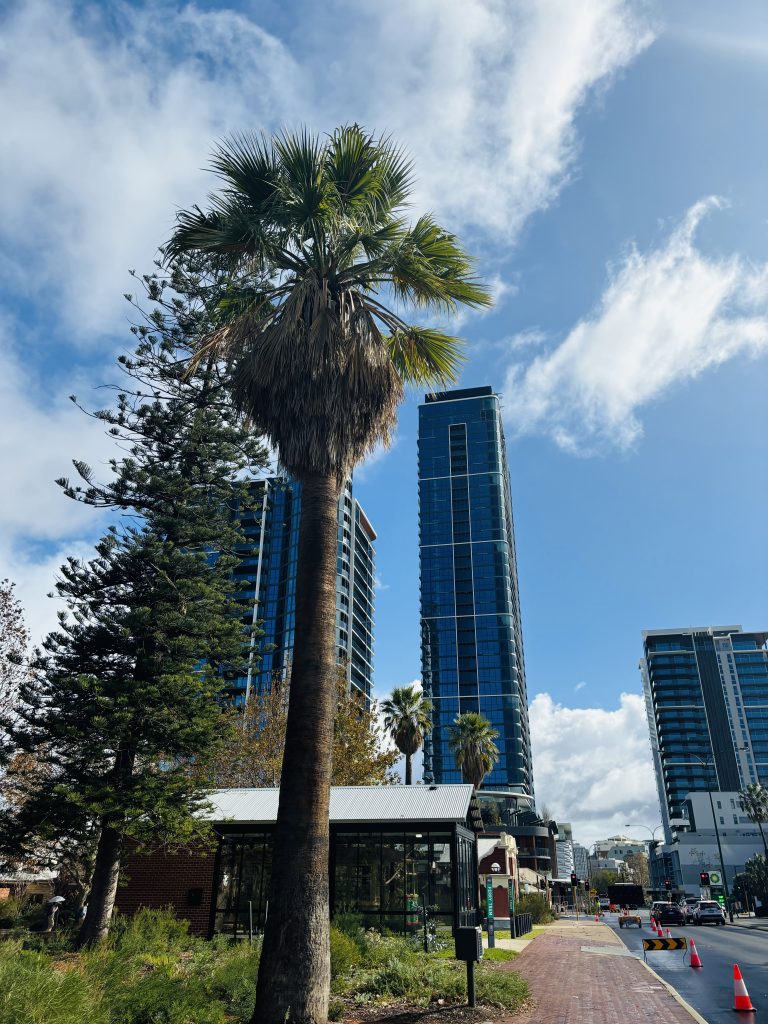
[423,385,494,404]
[207,784,483,831]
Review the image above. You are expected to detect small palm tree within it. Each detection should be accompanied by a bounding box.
[448,711,500,789]
[167,125,490,1024]
[740,782,768,858]
[381,685,432,785]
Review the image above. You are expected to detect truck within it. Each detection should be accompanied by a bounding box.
[607,883,645,909]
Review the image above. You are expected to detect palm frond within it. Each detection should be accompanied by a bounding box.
[208,131,280,207]
[387,327,464,387]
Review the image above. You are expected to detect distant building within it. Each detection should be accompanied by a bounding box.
[555,839,575,878]
[641,626,768,843]
[649,790,767,897]
[594,835,647,861]
[572,843,589,880]
[229,477,376,703]
[417,386,534,802]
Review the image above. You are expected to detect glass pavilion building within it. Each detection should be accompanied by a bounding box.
[418,386,534,803]
[641,626,768,843]
[228,477,376,703]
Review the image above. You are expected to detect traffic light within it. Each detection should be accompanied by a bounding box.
[570,872,578,887]
[664,879,672,891]
[700,871,710,886]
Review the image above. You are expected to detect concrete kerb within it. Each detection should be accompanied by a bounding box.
[637,957,710,1024]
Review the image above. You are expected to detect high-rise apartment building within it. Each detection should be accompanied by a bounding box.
[418,386,534,799]
[641,626,768,843]
[229,477,376,703]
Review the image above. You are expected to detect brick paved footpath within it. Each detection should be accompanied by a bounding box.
[499,920,702,1024]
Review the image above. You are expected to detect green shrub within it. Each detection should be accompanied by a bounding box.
[475,966,528,1010]
[108,965,226,1024]
[109,908,196,955]
[0,942,108,1024]
[328,997,345,1021]
[330,926,361,982]
[202,938,259,1022]
[355,954,464,1005]
[516,893,555,924]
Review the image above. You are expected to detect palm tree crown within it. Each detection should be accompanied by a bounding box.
[166,124,492,482]
[448,711,500,789]
[381,684,432,785]
[740,782,768,858]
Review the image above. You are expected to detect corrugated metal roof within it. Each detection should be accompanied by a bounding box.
[207,784,481,828]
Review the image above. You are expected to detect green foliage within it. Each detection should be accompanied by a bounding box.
[475,966,529,1009]
[330,926,362,981]
[106,909,195,956]
[0,942,107,1024]
[0,259,269,943]
[481,946,518,962]
[516,893,555,924]
[447,711,500,788]
[381,685,432,783]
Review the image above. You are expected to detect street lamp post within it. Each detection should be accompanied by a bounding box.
[690,755,734,922]
[624,823,663,894]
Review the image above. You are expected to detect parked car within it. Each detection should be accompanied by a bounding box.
[653,901,685,925]
[693,900,726,926]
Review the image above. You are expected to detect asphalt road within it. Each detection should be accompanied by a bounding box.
[606,909,768,1023]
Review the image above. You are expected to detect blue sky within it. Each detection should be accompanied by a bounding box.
[1,0,766,844]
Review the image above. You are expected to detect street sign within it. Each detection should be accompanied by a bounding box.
[486,877,495,948]
[642,938,688,951]
[590,889,597,897]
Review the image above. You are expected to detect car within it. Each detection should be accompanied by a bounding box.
[655,902,685,926]
[693,900,726,926]
[651,901,672,919]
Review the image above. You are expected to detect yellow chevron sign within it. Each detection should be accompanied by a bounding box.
[642,938,688,951]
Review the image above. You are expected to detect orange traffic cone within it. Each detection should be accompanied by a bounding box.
[733,964,756,1013]
[689,939,702,969]
[594,913,599,922]
[656,924,663,937]
[665,928,672,937]
[650,917,655,929]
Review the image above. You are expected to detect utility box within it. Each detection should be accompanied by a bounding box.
[455,926,483,962]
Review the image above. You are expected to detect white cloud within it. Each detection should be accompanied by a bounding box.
[504,198,768,452]
[335,0,654,238]
[530,691,659,848]
[0,0,302,334]
[574,681,587,692]
[0,0,653,338]
[0,336,113,641]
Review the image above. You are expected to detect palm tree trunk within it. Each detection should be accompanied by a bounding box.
[405,753,412,786]
[252,471,340,1024]
[757,819,768,860]
[75,822,121,948]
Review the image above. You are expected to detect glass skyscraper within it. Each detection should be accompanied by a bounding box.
[418,386,534,799]
[229,477,376,704]
[641,626,768,842]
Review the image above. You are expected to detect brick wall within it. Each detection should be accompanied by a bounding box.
[118,842,219,936]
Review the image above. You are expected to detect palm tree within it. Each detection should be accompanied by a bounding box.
[740,782,768,858]
[448,711,500,789]
[381,685,432,785]
[166,125,491,1024]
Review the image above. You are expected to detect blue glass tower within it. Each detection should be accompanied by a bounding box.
[641,626,768,843]
[418,386,534,799]
[229,477,376,703]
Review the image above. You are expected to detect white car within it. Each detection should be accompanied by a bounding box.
[693,900,725,926]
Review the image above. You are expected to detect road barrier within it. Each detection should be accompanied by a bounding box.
[642,936,688,964]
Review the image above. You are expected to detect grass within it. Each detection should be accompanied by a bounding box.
[0,909,529,1022]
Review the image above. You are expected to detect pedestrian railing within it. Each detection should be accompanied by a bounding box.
[512,913,533,937]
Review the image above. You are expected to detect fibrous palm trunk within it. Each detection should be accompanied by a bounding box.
[404,753,412,786]
[76,822,122,948]
[252,472,340,1024]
